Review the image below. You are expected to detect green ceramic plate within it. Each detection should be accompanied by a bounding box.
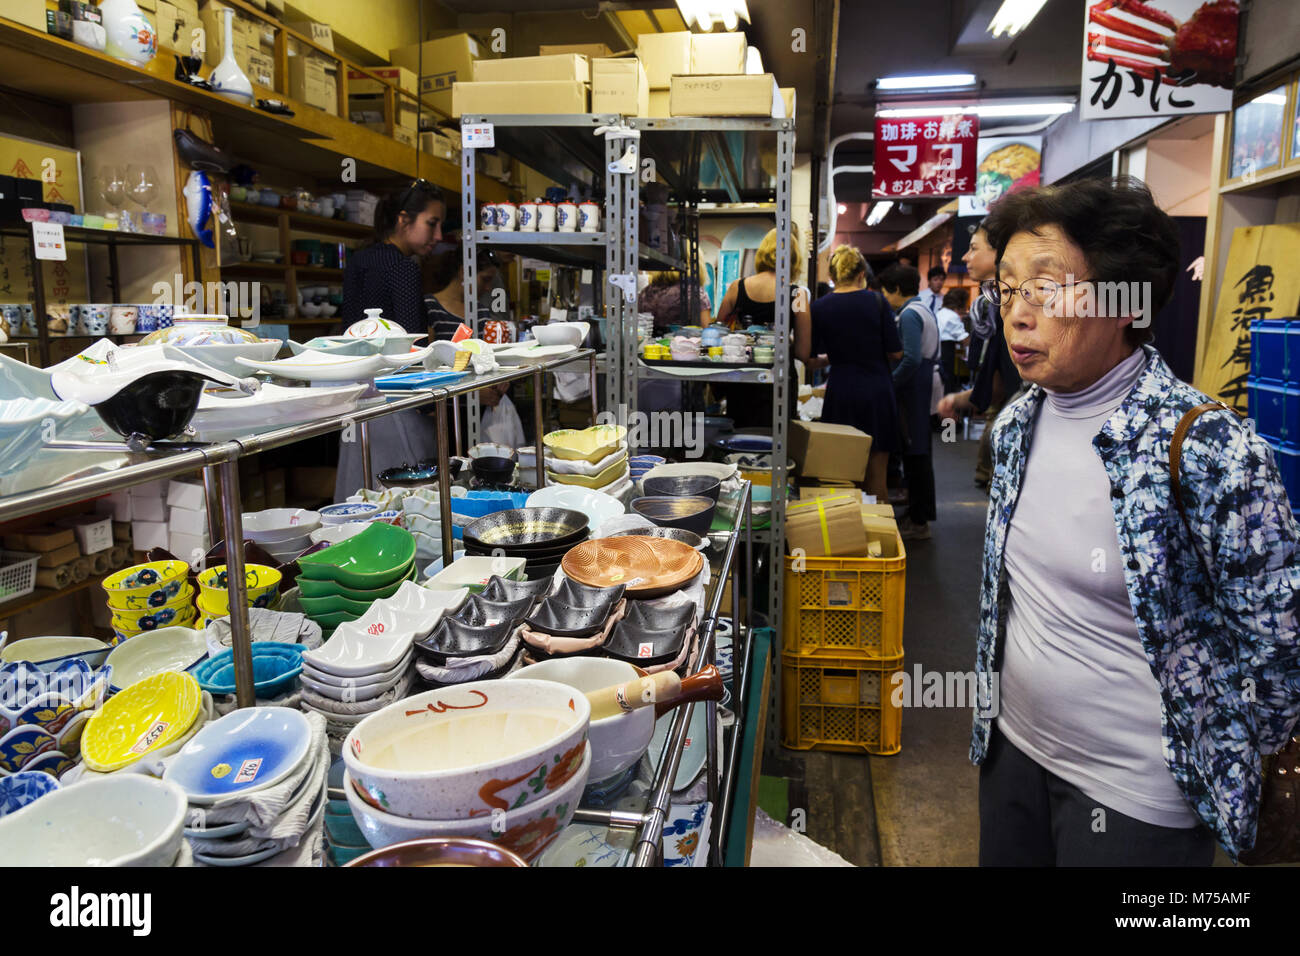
[295,563,417,601]
[295,523,417,590]
[309,609,365,629]
[299,592,374,617]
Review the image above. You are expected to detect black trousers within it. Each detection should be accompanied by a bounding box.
[939,340,959,394]
[979,724,1217,867]
[902,453,936,524]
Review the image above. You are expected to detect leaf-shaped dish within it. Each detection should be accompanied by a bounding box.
[302,585,467,678]
[604,621,690,667]
[547,578,627,609]
[545,460,628,489]
[480,574,552,606]
[295,523,416,590]
[295,563,416,601]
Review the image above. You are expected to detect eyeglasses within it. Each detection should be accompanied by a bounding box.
[981,277,1090,310]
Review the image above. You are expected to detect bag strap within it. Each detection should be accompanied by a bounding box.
[1169,400,1242,515]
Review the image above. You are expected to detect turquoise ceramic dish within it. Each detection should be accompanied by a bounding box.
[193,642,304,697]
[295,523,416,590]
[294,564,416,601]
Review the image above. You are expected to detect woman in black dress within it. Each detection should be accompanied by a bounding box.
[801,245,902,502]
[334,180,445,498]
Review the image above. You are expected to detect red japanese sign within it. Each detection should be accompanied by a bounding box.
[872,114,979,198]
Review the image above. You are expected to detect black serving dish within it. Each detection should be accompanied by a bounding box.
[622,526,708,551]
[630,495,716,537]
[620,600,696,634]
[454,593,534,628]
[604,620,692,667]
[523,598,618,639]
[481,574,552,606]
[415,615,516,664]
[462,532,588,560]
[463,507,589,550]
[93,370,210,444]
[642,475,722,502]
[548,578,626,609]
[471,456,516,485]
[522,559,563,582]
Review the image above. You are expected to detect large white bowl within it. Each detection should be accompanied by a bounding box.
[0,774,186,866]
[104,626,208,691]
[526,485,625,532]
[344,744,590,860]
[242,508,322,544]
[529,321,589,348]
[343,678,590,820]
[507,658,653,783]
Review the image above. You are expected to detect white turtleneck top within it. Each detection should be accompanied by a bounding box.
[997,347,1198,828]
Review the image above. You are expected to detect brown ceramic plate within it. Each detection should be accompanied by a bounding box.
[345,837,528,868]
[560,535,704,598]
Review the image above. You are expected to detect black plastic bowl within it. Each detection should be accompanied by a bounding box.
[631,495,716,536]
[92,370,209,442]
[642,474,722,502]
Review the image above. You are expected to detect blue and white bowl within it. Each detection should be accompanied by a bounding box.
[319,502,381,526]
[0,770,60,817]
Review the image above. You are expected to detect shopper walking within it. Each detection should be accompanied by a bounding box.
[936,288,969,395]
[335,180,444,499]
[882,263,939,540]
[800,245,903,502]
[971,176,1300,866]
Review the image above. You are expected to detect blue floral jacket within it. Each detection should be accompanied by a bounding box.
[970,345,1300,857]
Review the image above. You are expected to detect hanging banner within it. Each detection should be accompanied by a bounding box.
[1196,223,1300,411]
[957,136,1043,217]
[1081,0,1238,121]
[872,114,979,198]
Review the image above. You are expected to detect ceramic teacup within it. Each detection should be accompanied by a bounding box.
[109,306,137,335]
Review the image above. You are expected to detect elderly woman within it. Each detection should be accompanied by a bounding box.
[972,176,1300,866]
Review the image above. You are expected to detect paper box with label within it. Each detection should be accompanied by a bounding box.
[284,19,331,51]
[290,54,335,113]
[347,66,416,97]
[689,33,747,75]
[473,54,589,84]
[541,42,614,58]
[389,33,480,115]
[670,74,780,117]
[785,494,869,558]
[592,56,648,116]
[789,421,872,482]
[636,31,691,89]
[800,484,861,503]
[453,80,587,118]
[647,90,671,117]
[861,509,902,559]
[420,131,458,161]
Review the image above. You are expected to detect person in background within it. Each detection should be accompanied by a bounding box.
[335,180,444,499]
[936,288,970,395]
[800,245,902,502]
[970,175,1300,866]
[882,263,939,540]
[638,268,712,334]
[938,222,1022,489]
[920,266,946,315]
[422,240,503,340]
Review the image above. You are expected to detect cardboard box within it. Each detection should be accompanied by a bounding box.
[780,86,796,118]
[690,32,747,75]
[453,80,587,118]
[347,66,416,96]
[592,56,648,116]
[38,542,83,569]
[289,53,335,113]
[54,515,113,554]
[800,485,861,502]
[154,1,193,55]
[785,493,869,558]
[245,49,275,88]
[789,421,872,482]
[284,18,331,51]
[861,509,901,558]
[166,479,206,511]
[168,531,211,563]
[420,130,458,161]
[4,0,46,31]
[670,73,781,117]
[647,89,671,117]
[168,506,207,536]
[637,31,691,88]
[540,42,613,58]
[129,495,167,523]
[349,93,418,130]
[473,53,589,84]
[389,33,480,116]
[131,479,167,499]
[4,526,75,552]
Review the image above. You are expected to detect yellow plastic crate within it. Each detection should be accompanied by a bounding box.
[781,652,903,755]
[783,534,905,659]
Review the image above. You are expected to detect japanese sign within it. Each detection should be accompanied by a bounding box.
[1081,0,1237,121]
[872,114,978,198]
[957,136,1043,217]
[1196,223,1300,411]
[32,222,66,261]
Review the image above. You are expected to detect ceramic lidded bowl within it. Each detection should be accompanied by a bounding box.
[344,743,590,861]
[343,678,591,821]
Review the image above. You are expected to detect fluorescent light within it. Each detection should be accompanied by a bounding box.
[866,202,893,227]
[876,102,1074,118]
[1254,93,1287,106]
[988,0,1049,37]
[675,0,750,31]
[878,73,977,91]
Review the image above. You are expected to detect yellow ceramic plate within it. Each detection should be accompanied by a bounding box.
[543,425,627,463]
[546,460,628,489]
[81,671,203,772]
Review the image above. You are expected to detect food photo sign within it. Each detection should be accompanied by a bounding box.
[1081,0,1239,121]
[957,136,1043,217]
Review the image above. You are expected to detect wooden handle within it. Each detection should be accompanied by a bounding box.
[586,671,681,721]
[654,665,724,718]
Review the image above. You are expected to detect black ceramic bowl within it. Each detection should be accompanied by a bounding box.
[523,600,613,638]
[549,578,626,608]
[463,532,588,559]
[481,574,552,606]
[463,508,589,549]
[622,526,707,551]
[415,615,516,663]
[454,593,534,628]
[630,495,716,537]
[93,370,209,442]
[471,456,516,485]
[622,600,696,633]
[642,475,722,502]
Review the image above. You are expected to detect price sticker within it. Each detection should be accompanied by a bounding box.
[637,643,654,658]
[32,222,66,261]
[462,124,495,149]
[233,758,263,785]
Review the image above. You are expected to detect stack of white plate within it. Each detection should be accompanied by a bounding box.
[243,508,321,564]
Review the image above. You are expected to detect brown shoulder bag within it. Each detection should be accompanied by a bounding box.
[1170,400,1300,865]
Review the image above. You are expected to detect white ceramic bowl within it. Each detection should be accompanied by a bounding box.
[343,678,590,820]
[104,626,208,692]
[310,522,371,546]
[0,774,186,866]
[529,321,588,348]
[344,744,590,860]
[242,508,321,544]
[507,658,653,783]
[526,485,624,532]
[0,635,112,670]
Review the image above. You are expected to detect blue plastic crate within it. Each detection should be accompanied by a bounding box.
[1272,445,1300,511]
[1248,381,1300,449]
[1250,319,1300,385]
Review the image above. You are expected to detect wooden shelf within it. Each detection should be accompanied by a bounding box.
[229,201,375,240]
[0,575,106,621]
[1219,163,1300,194]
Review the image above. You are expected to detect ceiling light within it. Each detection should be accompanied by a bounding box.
[866,202,893,227]
[877,73,977,90]
[988,0,1050,37]
[876,102,1074,118]
[837,203,847,214]
[1253,92,1287,106]
[676,0,750,31]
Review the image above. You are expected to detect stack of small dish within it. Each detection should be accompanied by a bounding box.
[103,560,197,644]
[294,523,417,638]
[517,579,627,661]
[543,425,629,492]
[412,577,536,684]
[81,671,212,774]
[631,474,721,537]
[422,555,527,593]
[0,659,110,779]
[196,564,282,630]
[627,454,666,484]
[462,507,590,581]
[243,508,321,565]
[163,707,328,866]
[299,581,466,743]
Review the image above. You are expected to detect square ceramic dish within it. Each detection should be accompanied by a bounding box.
[423,556,526,593]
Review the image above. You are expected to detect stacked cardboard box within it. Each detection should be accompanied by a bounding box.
[289,51,337,114]
[453,52,589,117]
[348,66,419,144]
[591,56,648,117]
[166,479,210,563]
[126,479,169,552]
[155,0,200,56]
[634,30,788,118]
[389,33,482,119]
